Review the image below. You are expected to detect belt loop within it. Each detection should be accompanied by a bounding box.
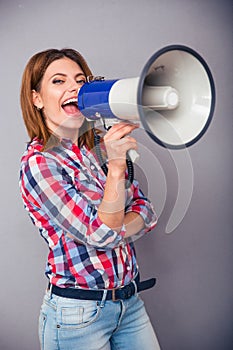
[48,282,53,300]
[132,279,138,295]
[100,290,107,308]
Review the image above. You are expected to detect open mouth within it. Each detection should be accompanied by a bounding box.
[62,97,80,115]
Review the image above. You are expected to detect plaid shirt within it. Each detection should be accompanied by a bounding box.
[19,137,157,289]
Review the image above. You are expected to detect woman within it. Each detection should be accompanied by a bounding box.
[19,48,160,350]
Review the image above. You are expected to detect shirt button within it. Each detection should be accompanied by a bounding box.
[90,165,95,170]
[127,266,131,271]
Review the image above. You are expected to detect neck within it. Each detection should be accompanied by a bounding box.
[50,127,79,146]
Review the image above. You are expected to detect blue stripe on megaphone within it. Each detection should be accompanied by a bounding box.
[78,79,118,119]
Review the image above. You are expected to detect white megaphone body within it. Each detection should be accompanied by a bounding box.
[78,45,215,151]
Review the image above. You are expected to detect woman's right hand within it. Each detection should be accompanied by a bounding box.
[103,122,139,173]
[98,122,139,231]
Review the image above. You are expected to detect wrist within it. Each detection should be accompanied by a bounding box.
[107,164,125,179]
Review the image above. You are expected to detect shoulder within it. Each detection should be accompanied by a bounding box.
[20,138,63,175]
[20,138,43,167]
[20,138,76,187]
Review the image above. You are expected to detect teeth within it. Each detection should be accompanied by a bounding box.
[62,98,77,106]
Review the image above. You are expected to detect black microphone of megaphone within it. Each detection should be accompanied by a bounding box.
[77,44,215,150]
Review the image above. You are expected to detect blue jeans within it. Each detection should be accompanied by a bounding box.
[39,289,161,350]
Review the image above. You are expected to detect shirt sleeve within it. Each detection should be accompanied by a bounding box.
[20,152,126,250]
[125,178,157,235]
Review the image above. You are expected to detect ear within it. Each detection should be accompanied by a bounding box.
[32,89,44,109]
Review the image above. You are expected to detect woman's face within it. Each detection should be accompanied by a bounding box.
[32,57,86,141]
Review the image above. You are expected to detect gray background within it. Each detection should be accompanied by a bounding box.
[0,0,232,349]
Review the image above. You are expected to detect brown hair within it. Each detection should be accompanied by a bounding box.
[20,48,95,150]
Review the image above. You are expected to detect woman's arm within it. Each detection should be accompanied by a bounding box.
[123,211,145,238]
[98,122,139,232]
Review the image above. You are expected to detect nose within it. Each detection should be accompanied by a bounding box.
[68,80,79,93]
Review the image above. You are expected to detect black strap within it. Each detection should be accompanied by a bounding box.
[138,277,156,292]
[49,275,156,301]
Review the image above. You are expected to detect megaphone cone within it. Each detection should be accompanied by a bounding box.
[78,45,215,149]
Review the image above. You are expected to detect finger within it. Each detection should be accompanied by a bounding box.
[122,137,138,150]
[107,122,139,134]
[111,137,138,152]
[104,122,139,140]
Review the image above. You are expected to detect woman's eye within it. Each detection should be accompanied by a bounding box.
[76,79,86,85]
[52,79,64,84]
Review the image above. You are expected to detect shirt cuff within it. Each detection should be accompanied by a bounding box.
[87,214,126,250]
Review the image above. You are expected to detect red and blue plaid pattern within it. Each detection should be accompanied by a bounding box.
[19,138,157,289]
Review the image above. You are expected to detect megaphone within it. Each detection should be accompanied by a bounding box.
[78,45,215,150]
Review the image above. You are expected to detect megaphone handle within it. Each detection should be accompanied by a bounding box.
[92,125,136,186]
[127,149,140,163]
[100,118,140,162]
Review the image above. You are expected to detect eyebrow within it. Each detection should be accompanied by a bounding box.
[50,72,85,79]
